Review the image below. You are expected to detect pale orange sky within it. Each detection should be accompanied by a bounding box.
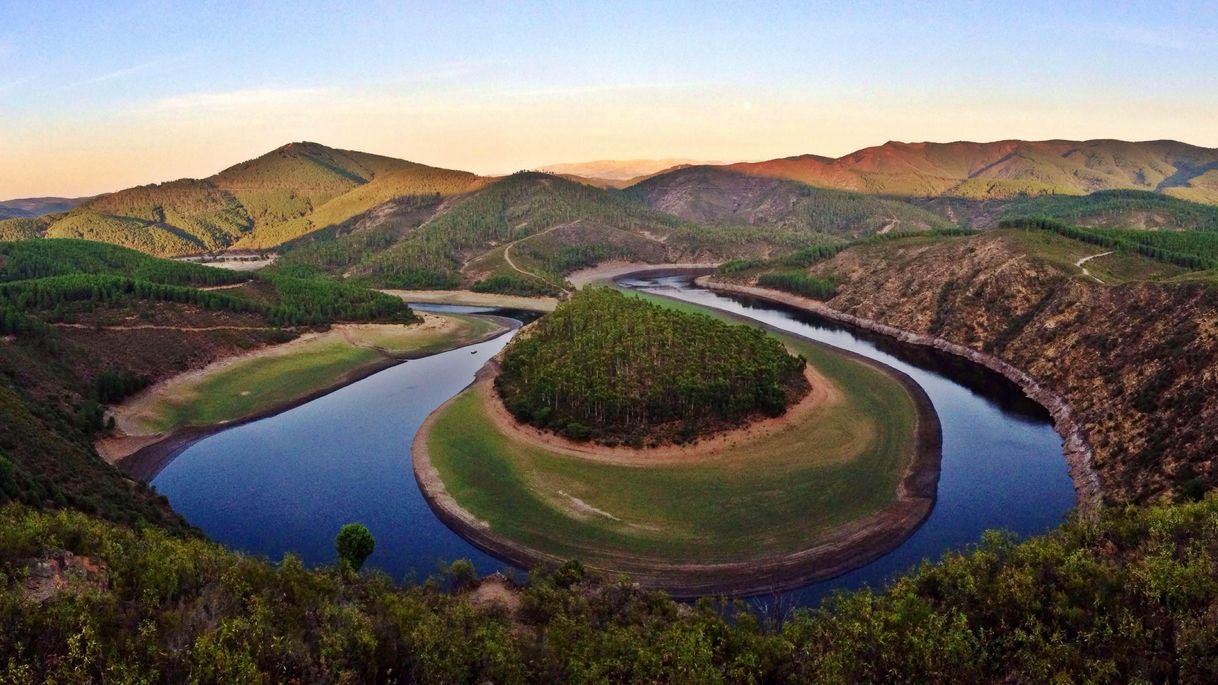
[4,86,1218,199]
[3,2,1217,199]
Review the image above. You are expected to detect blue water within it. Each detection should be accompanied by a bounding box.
[152,285,1076,603]
[620,275,1075,604]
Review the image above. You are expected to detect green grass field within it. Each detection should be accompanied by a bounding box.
[122,314,503,434]
[426,311,920,565]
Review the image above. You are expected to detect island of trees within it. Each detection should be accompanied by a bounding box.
[495,288,809,445]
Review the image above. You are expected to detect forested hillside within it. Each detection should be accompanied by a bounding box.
[625,165,951,237]
[497,288,808,443]
[1003,189,1218,231]
[5,143,481,256]
[278,171,844,294]
[0,240,417,530]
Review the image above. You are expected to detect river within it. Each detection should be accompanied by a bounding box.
[151,283,1075,604]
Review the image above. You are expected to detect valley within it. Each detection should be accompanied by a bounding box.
[4,138,1218,681]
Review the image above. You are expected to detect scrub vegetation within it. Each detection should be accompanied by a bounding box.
[3,493,1217,682]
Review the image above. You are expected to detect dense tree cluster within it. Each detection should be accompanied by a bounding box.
[470,273,561,297]
[2,496,1218,682]
[756,272,840,300]
[0,239,247,287]
[0,240,418,331]
[497,288,808,444]
[1000,217,1218,270]
[1004,189,1218,232]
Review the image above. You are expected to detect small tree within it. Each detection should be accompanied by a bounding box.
[335,523,375,572]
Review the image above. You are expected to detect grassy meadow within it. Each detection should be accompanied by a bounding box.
[120,314,504,434]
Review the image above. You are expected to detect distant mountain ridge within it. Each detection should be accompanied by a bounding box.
[0,196,88,219]
[540,158,726,184]
[4,138,1218,261]
[713,139,1218,203]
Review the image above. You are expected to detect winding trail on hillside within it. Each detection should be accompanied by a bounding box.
[1074,251,1113,284]
[502,223,575,294]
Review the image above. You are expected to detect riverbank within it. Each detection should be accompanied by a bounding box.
[380,289,558,311]
[566,261,718,288]
[412,299,941,597]
[100,313,511,480]
[698,277,1103,511]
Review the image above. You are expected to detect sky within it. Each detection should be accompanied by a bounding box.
[1,0,1217,198]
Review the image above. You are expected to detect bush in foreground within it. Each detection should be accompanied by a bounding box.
[1,497,1217,682]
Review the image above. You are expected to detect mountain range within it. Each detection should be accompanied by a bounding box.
[3,138,1218,280]
[0,196,88,220]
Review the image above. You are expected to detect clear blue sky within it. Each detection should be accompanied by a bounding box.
[1,0,1216,197]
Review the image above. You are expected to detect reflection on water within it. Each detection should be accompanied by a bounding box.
[153,284,1074,605]
[619,275,1074,604]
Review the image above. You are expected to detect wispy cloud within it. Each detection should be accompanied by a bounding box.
[149,87,333,112]
[73,53,188,87]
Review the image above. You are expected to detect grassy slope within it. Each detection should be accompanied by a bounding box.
[125,315,503,434]
[427,307,917,565]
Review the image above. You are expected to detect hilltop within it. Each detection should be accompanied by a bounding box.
[701,139,1218,202]
[0,196,87,220]
[0,143,482,256]
[624,165,951,237]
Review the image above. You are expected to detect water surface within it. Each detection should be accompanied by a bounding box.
[153,288,1075,603]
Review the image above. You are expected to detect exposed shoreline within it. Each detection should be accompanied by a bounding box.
[698,277,1103,511]
[104,316,515,482]
[380,289,558,312]
[411,281,943,598]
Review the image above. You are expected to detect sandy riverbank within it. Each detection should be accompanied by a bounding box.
[566,261,718,288]
[98,313,511,479]
[380,289,558,311]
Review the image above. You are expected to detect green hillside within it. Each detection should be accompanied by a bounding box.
[625,165,953,237]
[19,143,480,257]
[1003,189,1218,231]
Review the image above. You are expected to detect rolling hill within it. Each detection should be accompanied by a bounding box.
[276,171,845,293]
[0,196,86,219]
[624,165,951,237]
[1,143,483,256]
[712,139,1218,202]
[539,158,722,184]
